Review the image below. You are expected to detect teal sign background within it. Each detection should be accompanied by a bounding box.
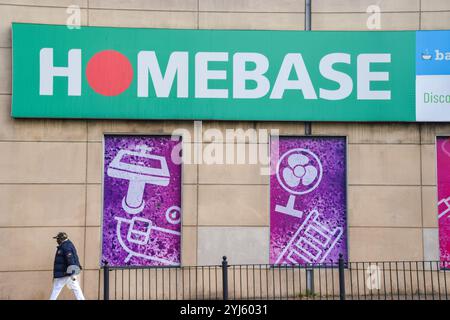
[12,23,417,121]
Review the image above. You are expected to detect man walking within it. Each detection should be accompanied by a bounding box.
[49,232,85,300]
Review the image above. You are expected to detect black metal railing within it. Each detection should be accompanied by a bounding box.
[101,256,450,300]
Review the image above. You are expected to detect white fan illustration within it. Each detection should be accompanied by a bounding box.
[276,148,323,195]
[282,153,318,188]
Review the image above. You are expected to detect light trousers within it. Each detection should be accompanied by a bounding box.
[49,275,85,300]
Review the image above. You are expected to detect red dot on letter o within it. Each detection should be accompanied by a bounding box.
[86,50,133,96]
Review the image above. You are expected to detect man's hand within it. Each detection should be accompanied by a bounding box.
[69,269,76,281]
[67,265,81,276]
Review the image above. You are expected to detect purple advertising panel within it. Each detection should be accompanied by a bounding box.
[270,136,348,265]
[437,137,450,267]
[102,135,182,267]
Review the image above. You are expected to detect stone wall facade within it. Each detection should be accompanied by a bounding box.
[0,0,450,299]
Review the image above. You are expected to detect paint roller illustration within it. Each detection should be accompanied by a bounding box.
[107,145,170,214]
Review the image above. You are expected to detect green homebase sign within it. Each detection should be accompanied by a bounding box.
[11,23,450,121]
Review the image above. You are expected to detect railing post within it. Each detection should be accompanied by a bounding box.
[306,263,314,295]
[103,260,109,301]
[338,254,346,300]
[222,256,228,300]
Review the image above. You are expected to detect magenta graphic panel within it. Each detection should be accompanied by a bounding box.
[437,137,450,266]
[102,135,181,267]
[270,136,348,265]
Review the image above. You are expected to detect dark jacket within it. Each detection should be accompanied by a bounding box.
[53,239,82,278]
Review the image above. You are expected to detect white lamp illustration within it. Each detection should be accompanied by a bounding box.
[107,145,170,214]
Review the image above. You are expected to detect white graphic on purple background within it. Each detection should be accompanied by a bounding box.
[165,206,182,225]
[270,137,348,265]
[438,139,450,222]
[102,136,181,267]
[115,216,181,265]
[277,148,323,195]
[275,148,323,219]
[439,197,450,220]
[107,145,171,215]
[437,137,450,266]
[275,210,343,264]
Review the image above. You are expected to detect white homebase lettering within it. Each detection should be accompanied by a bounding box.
[38,48,393,102]
[137,51,188,98]
[39,48,81,96]
[270,53,317,99]
[319,53,353,100]
[195,52,229,98]
[233,52,270,98]
[357,53,391,100]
